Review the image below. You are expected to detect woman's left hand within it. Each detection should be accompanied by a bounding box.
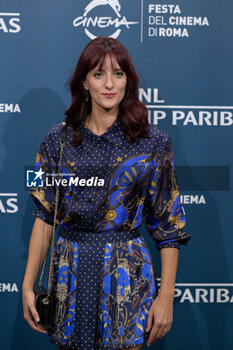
[145,293,173,346]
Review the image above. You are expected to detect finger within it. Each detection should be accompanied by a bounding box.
[157,323,171,339]
[147,324,159,346]
[29,304,40,323]
[153,325,164,342]
[37,324,48,333]
[24,311,47,334]
[145,311,153,332]
[30,308,47,334]
[156,325,170,341]
[149,322,167,344]
[25,315,47,333]
[33,321,47,334]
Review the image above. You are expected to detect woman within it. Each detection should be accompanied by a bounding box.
[22,37,191,349]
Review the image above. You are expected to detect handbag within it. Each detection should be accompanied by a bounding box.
[33,120,68,330]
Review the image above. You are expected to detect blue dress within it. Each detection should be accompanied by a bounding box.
[29,118,191,349]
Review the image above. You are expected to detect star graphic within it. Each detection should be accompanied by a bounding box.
[34,168,45,180]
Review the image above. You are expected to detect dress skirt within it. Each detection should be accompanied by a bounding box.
[47,227,158,350]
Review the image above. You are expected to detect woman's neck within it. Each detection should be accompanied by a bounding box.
[84,107,118,136]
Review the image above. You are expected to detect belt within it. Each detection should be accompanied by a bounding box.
[59,227,141,244]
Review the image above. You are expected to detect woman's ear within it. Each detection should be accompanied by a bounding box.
[83,79,88,91]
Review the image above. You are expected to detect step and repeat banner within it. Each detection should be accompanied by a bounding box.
[0,0,232,349]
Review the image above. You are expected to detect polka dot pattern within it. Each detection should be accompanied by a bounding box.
[48,228,157,349]
[29,117,190,349]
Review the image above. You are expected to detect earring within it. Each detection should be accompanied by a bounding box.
[85,91,89,103]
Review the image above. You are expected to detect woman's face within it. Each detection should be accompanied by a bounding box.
[83,54,127,114]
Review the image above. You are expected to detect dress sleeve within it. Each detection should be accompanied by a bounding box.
[29,132,61,226]
[145,136,191,250]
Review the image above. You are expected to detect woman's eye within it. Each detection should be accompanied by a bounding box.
[93,72,103,78]
[115,71,124,77]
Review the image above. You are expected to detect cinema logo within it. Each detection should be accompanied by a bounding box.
[73,0,138,39]
[0,193,18,213]
[0,103,21,113]
[139,88,233,126]
[147,4,209,38]
[0,283,18,292]
[0,12,21,33]
[180,194,206,205]
[158,280,233,303]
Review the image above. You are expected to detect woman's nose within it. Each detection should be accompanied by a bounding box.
[105,74,114,89]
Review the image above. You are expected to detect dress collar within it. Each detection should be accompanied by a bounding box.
[80,118,125,154]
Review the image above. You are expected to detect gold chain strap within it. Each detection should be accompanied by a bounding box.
[38,121,67,299]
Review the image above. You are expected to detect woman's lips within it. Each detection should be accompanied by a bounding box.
[102,93,116,98]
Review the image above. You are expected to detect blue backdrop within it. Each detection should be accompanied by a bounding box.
[0,1,232,349]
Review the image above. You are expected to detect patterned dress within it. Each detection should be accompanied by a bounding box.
[29,118,191,349]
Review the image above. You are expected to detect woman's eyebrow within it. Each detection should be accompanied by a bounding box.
[92,68,103,71]
[92,67,122,72]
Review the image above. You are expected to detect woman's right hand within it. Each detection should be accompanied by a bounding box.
[22,287,47,334]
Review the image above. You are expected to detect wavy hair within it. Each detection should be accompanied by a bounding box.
[64,37,151,146]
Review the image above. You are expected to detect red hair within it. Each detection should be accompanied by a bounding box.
[64,37,151,146]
